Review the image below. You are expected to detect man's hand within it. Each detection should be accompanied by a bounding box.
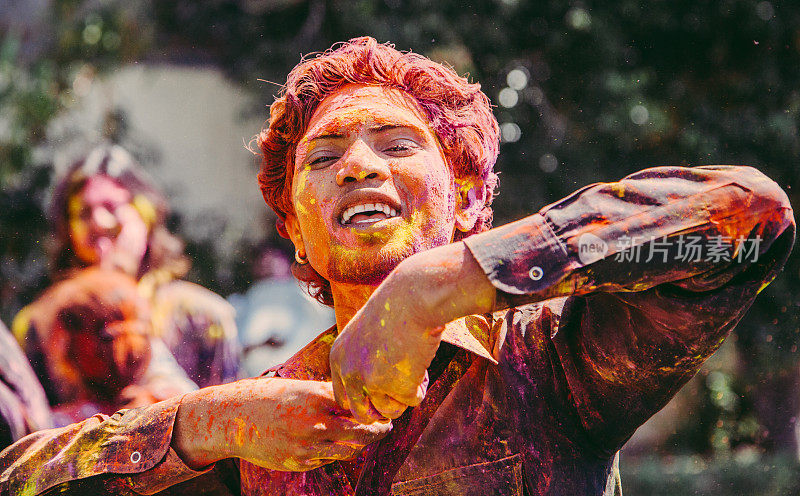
[330,242,496,424]
[329,279,440,423]
[172,378,391,471]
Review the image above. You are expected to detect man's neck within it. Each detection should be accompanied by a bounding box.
[331,281,380,332]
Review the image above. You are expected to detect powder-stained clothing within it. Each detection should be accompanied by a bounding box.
[0,166,794,496]
[0,321,52,451]
[149,280,242,389]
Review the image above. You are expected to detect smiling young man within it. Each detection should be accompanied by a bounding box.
[0,37,795,496]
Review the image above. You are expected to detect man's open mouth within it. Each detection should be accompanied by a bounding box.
[339,202,400,226]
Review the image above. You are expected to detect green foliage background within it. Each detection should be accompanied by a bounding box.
[1,0,798,488]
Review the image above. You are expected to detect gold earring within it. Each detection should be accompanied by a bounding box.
[295,249,308,265]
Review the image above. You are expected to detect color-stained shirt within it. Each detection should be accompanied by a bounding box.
[0,166,794,496]
[150,280,242,388]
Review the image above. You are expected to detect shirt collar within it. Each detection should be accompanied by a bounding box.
[270,315,497,381]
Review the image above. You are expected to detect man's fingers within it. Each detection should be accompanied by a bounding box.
[336,368,427,419]
[343,380,388,424]
[304,440,366,462]
[316,418,391,464]
[354,396,388,425]
[413,370,430,406]
[331,374,350,411]
[292,425,393,470]
[369,392,408,419]
[295,438,380,469]
[384,369,429,407]
[293,458,330,471]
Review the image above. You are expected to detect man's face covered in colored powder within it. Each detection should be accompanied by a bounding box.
[287,84,460,285]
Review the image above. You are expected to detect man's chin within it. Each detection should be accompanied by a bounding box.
[327,245,414,285]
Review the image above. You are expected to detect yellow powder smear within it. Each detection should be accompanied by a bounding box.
[393,358,414,376]
[234,417,247,446]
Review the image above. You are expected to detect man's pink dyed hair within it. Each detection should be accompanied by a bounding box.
[256,36,500,305]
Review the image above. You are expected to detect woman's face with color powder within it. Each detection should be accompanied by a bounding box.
[287,84,460,286]
[68,175,149,274]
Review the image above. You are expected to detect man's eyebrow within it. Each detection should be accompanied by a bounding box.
[369,124,401,133]
[368,123,428,138]
[307,131,346,142]
[305,119,428,142]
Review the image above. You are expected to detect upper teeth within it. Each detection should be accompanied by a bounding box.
[340,203,399,224]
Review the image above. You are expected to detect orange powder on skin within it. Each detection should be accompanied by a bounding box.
[67,195,99,264]
[234,418,247,447]
[290,85,462,294]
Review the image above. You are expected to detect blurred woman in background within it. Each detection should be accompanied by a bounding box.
[14,144,241,390]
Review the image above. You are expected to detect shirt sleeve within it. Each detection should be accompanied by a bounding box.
[0,395,213,496]
[463,165,795,450]
[0,322,53,447]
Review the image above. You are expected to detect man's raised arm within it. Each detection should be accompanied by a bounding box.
[331,165,795,446]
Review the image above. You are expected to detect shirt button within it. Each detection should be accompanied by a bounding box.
[529,266,544,281]
[130,451,142,463]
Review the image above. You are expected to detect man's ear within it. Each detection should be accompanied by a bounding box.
[283,213,306,260]
[454,176,485,233]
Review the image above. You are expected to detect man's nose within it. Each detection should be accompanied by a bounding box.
[335,140,389,186]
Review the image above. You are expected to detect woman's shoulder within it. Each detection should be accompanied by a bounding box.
[153,279,233,311]
[150,279,238,342]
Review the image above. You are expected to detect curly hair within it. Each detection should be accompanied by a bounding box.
[256,36,500,305]
[49,145,189,281]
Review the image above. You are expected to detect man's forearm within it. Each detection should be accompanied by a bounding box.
[173,378,392,472]
[378,166,795,335]
[387,241,497,331]
[172,384,230,470]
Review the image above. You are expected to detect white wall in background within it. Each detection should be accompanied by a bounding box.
[50,63,273,251]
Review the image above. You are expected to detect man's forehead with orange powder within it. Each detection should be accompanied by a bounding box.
[295,84,442,173]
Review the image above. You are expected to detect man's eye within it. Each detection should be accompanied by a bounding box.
[309,155,337,167]
[383,141,417,154]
